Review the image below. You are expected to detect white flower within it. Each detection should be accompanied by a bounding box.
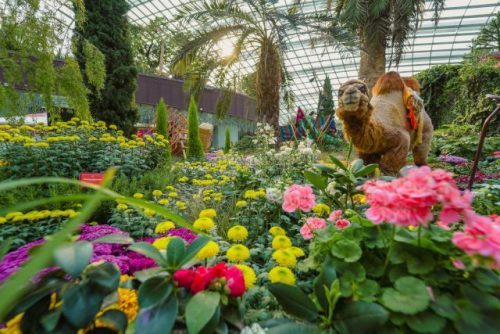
[265,187,282,203]
[326,181,337,196]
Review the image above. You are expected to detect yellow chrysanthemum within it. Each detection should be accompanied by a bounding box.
[158,198,170,205]
[152,190,163,197]
[0,312,23,333]
[193,217,215,231]
[226,244,251,262]
[143,208,156,217]
[195,241,220,259]
[227,225,248,241]
[168,192,178,198]
[116,204,128,210]
[133,193,144,199]
[235,200,247,208]
[165,185,176,191]
[118,287,138,321]
[353,194,367,204]
[175,201,186,210]
[0,217,7,224]
[268,266,296,285]
[235,264,257,288]
[272,249,297,268]
[178,176,189,182]
[313,203,330,217]
[155,221,175,234]
[272,236,292,250]
[290,247,305,258]
[199,208,217,218]
[152,236,174,250]
[269,226,286,237]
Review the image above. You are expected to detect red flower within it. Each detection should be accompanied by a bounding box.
[335,219,351,229]
[173,269,195,288]
[225,266,246,297]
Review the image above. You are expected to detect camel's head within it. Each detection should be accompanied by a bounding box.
[337,79,369,112]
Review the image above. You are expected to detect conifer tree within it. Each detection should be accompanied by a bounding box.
[224,127,231,153]
[155,97,171,161]
[317,75,335,117]
[186,96,204,160]
[74,0,138,135]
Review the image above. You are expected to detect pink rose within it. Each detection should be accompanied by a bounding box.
[282,184,316,213]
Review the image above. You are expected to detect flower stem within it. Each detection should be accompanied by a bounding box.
[382,225,396,276]
[417,225,422,248]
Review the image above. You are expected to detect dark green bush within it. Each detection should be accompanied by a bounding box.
[186,96,204,160]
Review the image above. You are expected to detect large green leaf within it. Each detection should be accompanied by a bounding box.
[180,236,210,267]
[334,301,388,334]
[304,170,327,190]
[331,240,362,262]
[128,242,166,266]
[406,310,447,333]
[268,283,318,321]
[350,159,364,173]
[354,163,378,177]
[186,291,221,334]
[85,262,121,294]
[138,275,172,309]
[92,234,134,245]
[53,241,93,278]
[62,283,105,328]
[166,237,185,269]
[329,155,347,170]
[135,294,178,334]
[99,309,128,334]
[313,257,337,312]
[381,277,430,315]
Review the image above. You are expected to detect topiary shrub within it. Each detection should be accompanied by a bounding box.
[155,98,171,161]
[186,96,204,160]
[224,127,231,153]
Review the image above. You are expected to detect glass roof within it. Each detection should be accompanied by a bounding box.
[49,0,499,123]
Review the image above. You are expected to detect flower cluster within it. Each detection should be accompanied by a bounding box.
[299,210,350,240]
[173,262,246,297]
[282,184,316,213]
[437,155,468,165]
[0,209,79,224]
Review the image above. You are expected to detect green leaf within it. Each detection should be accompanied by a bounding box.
[180,236,210,266]
[354,164,378,177]
[406,310,447,333]
[313,163,336,174]
[53,241,93,277]
[331,240,362,262]
[0,238,13,263]
[266,321,322,334]
[62,283,105,328]
[381,277,430,315]
[431,293,458,320]
[128,242,166,266]
[98,309,128,333]
[407,252,435,275]
[355,279,380,302]
[313,257,337,312]
[334,301,388,334]
[350,159,364,173]
[135,294,178,334]
[304,170,327,190]
[268,283,318,321]
[85,262,121,294]
[138,275,172,309]
[40,309,62,332]
[186,291,221,334]
[92,234,134,245]
[166,237,185,269]
[329,155,347,170]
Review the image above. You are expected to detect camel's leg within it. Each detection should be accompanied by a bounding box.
[379,132,410,175]
[413,114,433,166]
[358,152,381,165]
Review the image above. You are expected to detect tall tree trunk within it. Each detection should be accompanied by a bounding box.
[256,39,281,129]
[358,36,386,93]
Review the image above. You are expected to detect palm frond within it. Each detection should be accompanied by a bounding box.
[176,0,258,27]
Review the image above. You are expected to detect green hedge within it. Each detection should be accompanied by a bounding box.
[415,59,500,133]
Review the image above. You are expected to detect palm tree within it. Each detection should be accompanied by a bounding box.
[171,0,352,129]
[331,0,444,89]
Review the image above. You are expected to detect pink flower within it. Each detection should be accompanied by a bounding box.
[452,260,465,270]
[335,219,350,229]
[300,217,326,240]
[328,210,343,222]
[282,184,316,213]
[225,266,246,297]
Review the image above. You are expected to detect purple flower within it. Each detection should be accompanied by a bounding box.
[166,228,198,244]
[0,239,45,283]
[438,155,468,165]
[91,255,130,273]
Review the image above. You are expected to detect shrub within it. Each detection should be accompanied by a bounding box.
[155,98,171,161]
[186,96,204,160]
[224,127,231,153]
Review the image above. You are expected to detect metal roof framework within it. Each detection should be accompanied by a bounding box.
[47,0,499,124]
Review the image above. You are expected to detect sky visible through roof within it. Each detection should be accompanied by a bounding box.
[44,0,500,123]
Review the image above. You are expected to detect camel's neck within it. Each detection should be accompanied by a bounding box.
[342,109,384,153]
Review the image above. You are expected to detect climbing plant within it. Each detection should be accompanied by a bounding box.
[0,0,104,121]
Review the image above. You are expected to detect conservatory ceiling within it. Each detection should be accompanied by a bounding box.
[51,0,498,123]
